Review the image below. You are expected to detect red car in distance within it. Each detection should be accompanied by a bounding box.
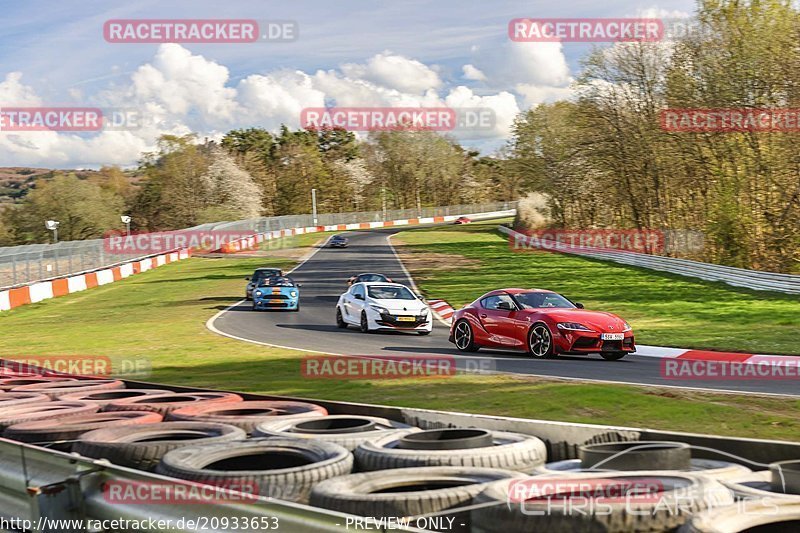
[449,288,635,360]
[453,216,471,224]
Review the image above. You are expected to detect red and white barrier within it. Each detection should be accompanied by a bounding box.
[0,249,191,313]
[217,210,515,254]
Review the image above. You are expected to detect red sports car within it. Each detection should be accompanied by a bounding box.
[448,288,635,360]
[453,216,471,224]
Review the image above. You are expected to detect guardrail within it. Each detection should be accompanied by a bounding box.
[500,226,800,295]
[0,202,517,290]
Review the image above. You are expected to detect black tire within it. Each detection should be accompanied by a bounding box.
[418,330,431,336]
[73,421,245,471]
[167,400,328,435]
[0,392,51,408]
[0,401,100,430]
[60,389,172,408]
[579,441,692,471]
[252,302,258,311]
[336,307,348,329]
[360,312,371,333]
[253,415,418,451]
[453,319,479,352]
[11,379,126,400]
[292,302,300,312]
[4,411,163,450]
[103,392,243,416]
[527,323,554,359]
[310,467,523,528]
[600,351,627,361]
[156,437,353,504]
[355,429,547,473]
[472,471,734,533]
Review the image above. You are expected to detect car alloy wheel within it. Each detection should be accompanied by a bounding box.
[528,323,553,358]
[453,320,477,352]
[336,308,348,329]
[360,312,370,333]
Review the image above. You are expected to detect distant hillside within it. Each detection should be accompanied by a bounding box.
[0,167,140,205]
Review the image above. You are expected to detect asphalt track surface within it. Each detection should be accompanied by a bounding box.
[210,227,797,397]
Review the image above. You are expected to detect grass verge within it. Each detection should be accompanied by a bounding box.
[0,227,797,440]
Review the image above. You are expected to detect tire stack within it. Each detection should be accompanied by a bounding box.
[0,379,778,531]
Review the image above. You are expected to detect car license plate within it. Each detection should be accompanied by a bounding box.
[396,316,415,322]
[269,299,284,303]
[601,333,624,341]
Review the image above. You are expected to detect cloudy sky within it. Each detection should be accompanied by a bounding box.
[0,0,693,168]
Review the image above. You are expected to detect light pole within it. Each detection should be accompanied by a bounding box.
[120,215,131,236]
[45,220,60,243]
[311,188,318,226]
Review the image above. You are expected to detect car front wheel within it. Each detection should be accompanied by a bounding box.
[359,312,371,333]
[336,307,348,328]
[528,323,554,359]
[453,319,479,352]
[600,351,627,361]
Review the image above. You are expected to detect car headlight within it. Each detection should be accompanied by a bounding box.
[370,305,389,315]
[622,322,632,332]
[556,322,593,331]
[418,307,429,317]
[289,290,297,298]
[254,290,262,297]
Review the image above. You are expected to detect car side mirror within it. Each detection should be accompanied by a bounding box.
[575,302,584,309]
[245,277,250,281]
[296,283,303,287]
[354,294,364,300]
[497,301,514,311]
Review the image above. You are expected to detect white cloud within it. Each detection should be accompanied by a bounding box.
[0,42,578,167]
[340,52,442,94]
[462,64,486,82]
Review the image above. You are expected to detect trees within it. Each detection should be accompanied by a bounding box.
[7,174,124,243]
[508,0,800,272]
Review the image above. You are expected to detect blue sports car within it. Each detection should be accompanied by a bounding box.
[252,276,300,312]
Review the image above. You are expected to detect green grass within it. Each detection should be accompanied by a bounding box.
[394,220,800,355]
[0,228,798,441]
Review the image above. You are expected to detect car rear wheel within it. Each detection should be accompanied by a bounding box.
[418,330,430,336]
[600,351,627,361]
[453,320,479,352]
[528,323,554,359]
[359,312,371,333]
[336,308,347,328]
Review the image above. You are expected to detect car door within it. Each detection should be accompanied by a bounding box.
[479,293,524,346]
[343,283,365,322]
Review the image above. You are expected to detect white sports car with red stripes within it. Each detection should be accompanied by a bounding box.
[335,282,432,335]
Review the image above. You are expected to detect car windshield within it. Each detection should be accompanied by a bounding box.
[368,285,415,300]
[258,276,294,287]
[515,292,576,309]
[253,269,280,279]
[359,274,387,282]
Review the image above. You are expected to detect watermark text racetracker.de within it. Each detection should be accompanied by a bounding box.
[301,355,496,380]
[662,359,800,380]
[0,107,151,132]
[300,107,496,133]
[104,230,257,254]
[511,228,705,255]
[0,355,151,378]
[104,19,297,43]
[661,108,800,132]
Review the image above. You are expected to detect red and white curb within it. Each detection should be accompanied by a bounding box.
[0,249,191,312]
[427,299,455,323]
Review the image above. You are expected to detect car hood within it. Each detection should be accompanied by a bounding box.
[370,298,427,314]
[525,308,628,332]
